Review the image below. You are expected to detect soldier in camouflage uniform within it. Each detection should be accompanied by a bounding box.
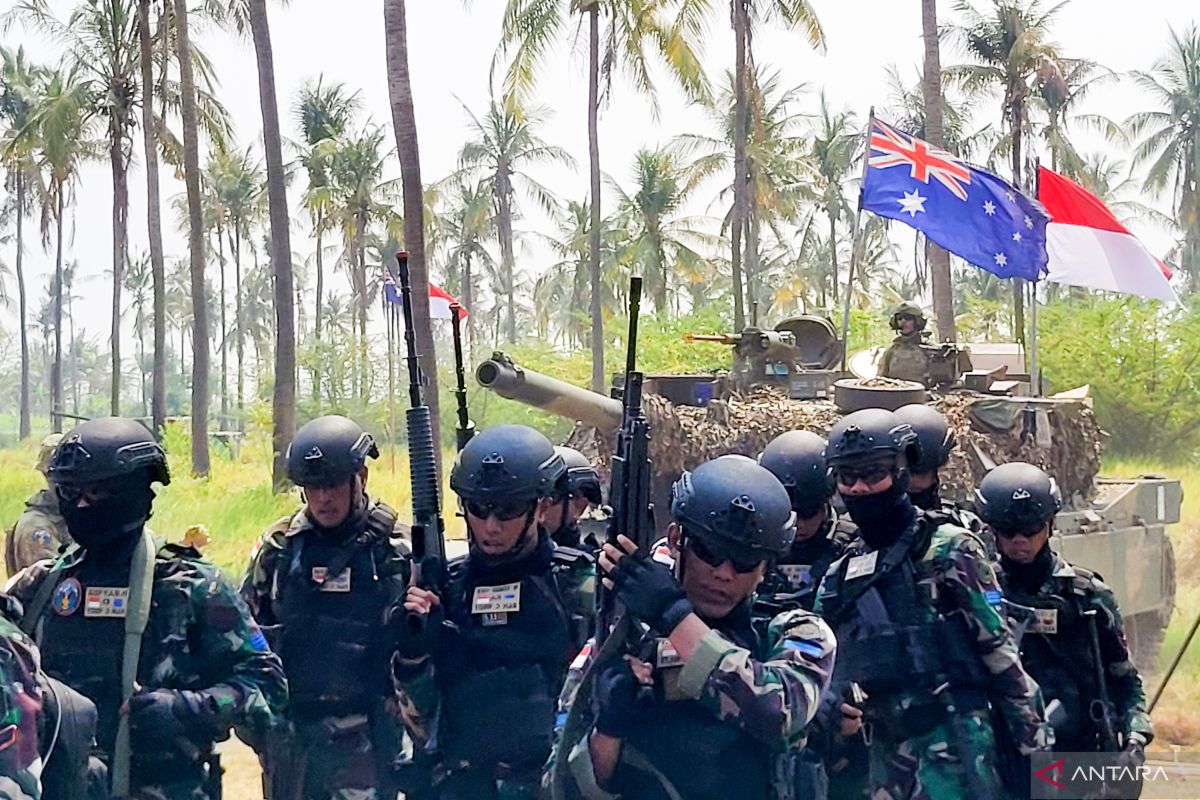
[879,303,929,384]
[241,415,411,800]
[552,455,836,800]
[7,417,287,800]
[758,432,866,800]
[543,447,603,551]
[815,409,1049,800]
[396,425,595,800]
[979,463,1152,762]
[6,434,70,575]
[892,405,985,539]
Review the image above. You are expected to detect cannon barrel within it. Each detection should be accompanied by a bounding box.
[476,352,624,433]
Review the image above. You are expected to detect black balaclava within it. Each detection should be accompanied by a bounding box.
[59,482,154,554]
[1001,542,1055,593]
[842,480,916,550]
[908,476,941,512]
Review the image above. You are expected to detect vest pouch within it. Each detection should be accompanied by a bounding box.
[441,663,554,768]
[281,615,380,715]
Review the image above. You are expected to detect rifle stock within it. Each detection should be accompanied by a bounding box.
[449,302,476,451]
[395,253,446,571]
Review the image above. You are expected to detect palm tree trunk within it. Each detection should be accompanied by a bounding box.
[218,222,228,421]
[355,216,367,399]
[110,133,129,416]
[15,175,30,440]
[52,192,64,434]
[1010,97,1026,346]
[828,209,839,306]
[729,0,749,330]
[385,0,443,473]
[497,176,517,343]
[587,2,604,391]
[463,250,474,354]
[235,227,244,428]
[138,0,167,435]
[174,0,210,476]
[746,197,760,316]
[921,0,956,343]
[313,215,323,404]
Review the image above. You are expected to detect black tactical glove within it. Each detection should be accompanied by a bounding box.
[609,555,693,635]
[594,660,652,739]
[128,689,213,744]
[393,595,444,661]
[1118,735,1146,770]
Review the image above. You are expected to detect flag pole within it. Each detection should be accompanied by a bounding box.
[1029,164,1042,397]
[841,106,875,372]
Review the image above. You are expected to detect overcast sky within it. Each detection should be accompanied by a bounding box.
[2,0,1196,344]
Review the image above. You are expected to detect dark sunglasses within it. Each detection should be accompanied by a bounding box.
[896,314,917,323]
[993,526,1044,540]
[834,463,893,487]
[687,537,764,574]
[464,498,535,522]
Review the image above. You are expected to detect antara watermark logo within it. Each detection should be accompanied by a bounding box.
[1030,752,1200,799]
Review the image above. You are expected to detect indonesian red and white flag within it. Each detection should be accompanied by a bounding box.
[383,272,469,319]
[1037,166,1178,303]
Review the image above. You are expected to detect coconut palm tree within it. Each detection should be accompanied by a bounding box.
[385,0,442,462]
[292,76,360,402]
[439,176,496,351]
[137,0,167,433]
[457,99,574,342]
[26,66,98,432]
[1127,24,1200,284]
[805,93,858,310]
[498,0,711,390]
[0,45,43,439]
[611,147,716,316]
[9,0,143,414]
[172,0,210,475]
[919,0,956,342]
[948,0,1068,342]
[123,252,153,414]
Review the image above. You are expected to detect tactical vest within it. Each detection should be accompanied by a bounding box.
[437,543,588,770]
[1002,569,1097,751]
[617,619,773,800]
[819,515,989,733]
[882,337,928,383]
[273,503,401,718]
[762,515,856,610]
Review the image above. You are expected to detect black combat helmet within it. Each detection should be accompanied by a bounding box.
[451,425,566,504]
[893,404,955,473]
[554,446,603,505]
[49,417,170,488]
[758,431,832,516]
[888,300,927,331]
[825,408,920,470]
[286,415,379,487]
[975,462,1062,533]
[671,455,796,561]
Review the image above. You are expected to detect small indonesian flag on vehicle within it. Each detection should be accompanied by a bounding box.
[383,270,469,319]
[1037,166,1178,303]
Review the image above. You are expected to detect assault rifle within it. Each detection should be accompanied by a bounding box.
[449,302,475,451]
[396,253,446,574]
[550,276,655,800]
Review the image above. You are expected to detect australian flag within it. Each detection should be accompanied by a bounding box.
[861,117,1050,281]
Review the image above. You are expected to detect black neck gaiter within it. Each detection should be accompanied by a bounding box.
[1001,544,1055,593]
[843,482,917,550]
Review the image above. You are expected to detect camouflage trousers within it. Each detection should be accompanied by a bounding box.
[263,714,403,800]
[868,710,1008,800]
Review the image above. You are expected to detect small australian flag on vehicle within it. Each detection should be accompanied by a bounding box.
[861,117,1050,282]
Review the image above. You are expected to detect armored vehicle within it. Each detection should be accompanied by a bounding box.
[476,337,1179,669]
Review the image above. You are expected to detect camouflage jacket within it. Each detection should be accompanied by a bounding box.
[8,540,287,762]
[394,538,595,750]
[551,607,836,800]
[879,332,928,383]
[999,550,1152,745]
[6,489,70,576]
[816,513,1049,754]
[239,499,412,628]
[0,613,45,798]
